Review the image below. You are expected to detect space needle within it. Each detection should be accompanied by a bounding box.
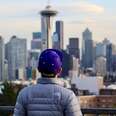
[40,4,58,50]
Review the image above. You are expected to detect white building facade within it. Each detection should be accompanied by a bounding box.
[0,37,5,81]
[71,76,104,95]
[95,56,107,76]
[6,36,27,80]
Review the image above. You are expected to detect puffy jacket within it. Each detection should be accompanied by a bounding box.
[13,78,82,116]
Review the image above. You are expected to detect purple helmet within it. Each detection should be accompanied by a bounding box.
[38,49,62,76]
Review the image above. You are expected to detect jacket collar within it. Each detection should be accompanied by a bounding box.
[37,77,65,87]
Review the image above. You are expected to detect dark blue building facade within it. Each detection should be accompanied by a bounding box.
[81,28,93,69]
[33,32,41,40]
[106,43,113,72]
[68,38,80,59]
[55,21,64,49]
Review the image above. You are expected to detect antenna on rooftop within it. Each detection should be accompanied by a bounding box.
[47,0,51,6]
[46,0,51,9]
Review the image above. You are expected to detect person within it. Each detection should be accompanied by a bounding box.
[13,49,82,116]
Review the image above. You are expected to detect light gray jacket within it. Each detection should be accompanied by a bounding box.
[13,78,82,116]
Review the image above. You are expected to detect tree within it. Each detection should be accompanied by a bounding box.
[0,81,22,116]
[1,81,17,105]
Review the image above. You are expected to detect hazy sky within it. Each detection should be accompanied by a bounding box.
[0,0,116,48]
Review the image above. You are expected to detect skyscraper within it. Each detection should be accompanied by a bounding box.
[106,43,113,73]
[95,38,110,58]
[106,43,116,79]
[95,42,106,58]
[0,36,4,81]
[82,28,93,69]
[31,39,42,50]
[68,37,80,58]
[31,32,42,50]
[6,36,27,80]
[40,5,57,50]
[28,49,41,68]
[52,32,59,49]
[55,20,64,49]
[95,56,107,76]
[32,32,41,40]
[61,50,73,77]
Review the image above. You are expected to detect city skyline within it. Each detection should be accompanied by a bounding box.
[0,0,116,48]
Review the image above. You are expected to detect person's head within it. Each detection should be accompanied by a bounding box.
[38,49,62,78]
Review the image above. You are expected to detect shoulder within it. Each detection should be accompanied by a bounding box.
[18,85,35,98]
[55,84,75,100]
[62,86,74,95]
[16,85,37,105]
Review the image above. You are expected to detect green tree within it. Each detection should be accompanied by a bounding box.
[0,81,17,116]
[1,81,17,105]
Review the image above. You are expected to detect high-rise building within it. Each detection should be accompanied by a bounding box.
[106,43,113,73]
[31,32,42,50]
[95,42,106,58]
[27,50,41,80]
[4,59,8,81]
[54,20,64,49]
[40,5,57,50]
[28,49,41,69]
[68,38,80,58]
[52,32,59,49]
[95,56,107,76]
[112,54,116,74]
[32,32,41,40]
[0,36,4,81]
[106,44,116,80]
[95,38,110,58]
[61,50,73,78]
[6,36,27,80]
[82,28,93,69]
[31,39,42,50]
[69,56,80,79]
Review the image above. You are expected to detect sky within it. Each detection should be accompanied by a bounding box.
[0,0,116,49]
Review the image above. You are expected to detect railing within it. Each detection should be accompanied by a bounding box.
[0,106,116,116]
[81,108,116,116]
